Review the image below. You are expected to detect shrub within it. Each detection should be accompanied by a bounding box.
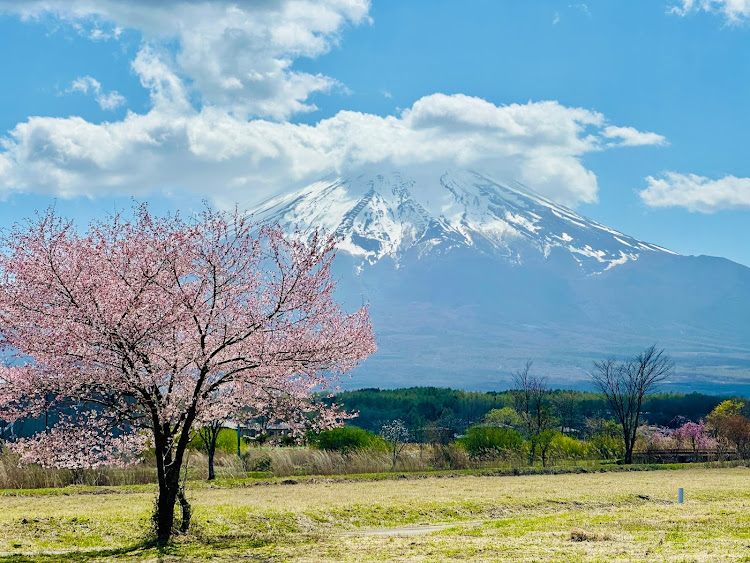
[589,433,625,460]
[483,407,523,429]
[190,427,239,454]
[250,454,272,472]
[549,434,590,462]
[430,443,470,469]
[308,426,386,453]
[457,426,524,458]
[280,435,298,447]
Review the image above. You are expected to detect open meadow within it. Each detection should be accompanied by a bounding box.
[1,466,750,562]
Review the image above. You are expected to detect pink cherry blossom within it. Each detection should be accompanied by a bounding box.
[9,411,147,470]
[0,205,376,540]
[672,420,716,451]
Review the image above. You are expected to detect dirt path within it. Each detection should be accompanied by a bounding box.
[342,520,483,537]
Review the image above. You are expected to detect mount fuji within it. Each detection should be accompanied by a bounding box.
[252,170,750,394]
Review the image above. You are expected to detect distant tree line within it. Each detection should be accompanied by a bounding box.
[328,386,727,438]
[313,390,750,468]
[315,347,750,468]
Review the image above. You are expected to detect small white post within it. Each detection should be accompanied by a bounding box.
[678,488,684,503]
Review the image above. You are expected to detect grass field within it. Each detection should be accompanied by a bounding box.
[1,466,749,561]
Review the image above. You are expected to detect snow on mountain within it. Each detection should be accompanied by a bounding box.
[251,169,676,274]
[250,169,750,393]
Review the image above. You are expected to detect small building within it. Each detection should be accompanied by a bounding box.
[242,421,296,443]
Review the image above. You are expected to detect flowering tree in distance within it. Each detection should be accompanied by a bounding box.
[671,420,715,453]
[380,419,410,468]
[0,206,376,542]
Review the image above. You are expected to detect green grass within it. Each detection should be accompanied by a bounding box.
[1,465,750,561]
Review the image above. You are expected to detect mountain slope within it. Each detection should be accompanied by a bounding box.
[253,169,675,274]
[252,170,750,394]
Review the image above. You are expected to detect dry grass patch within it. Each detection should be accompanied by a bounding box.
[0,466,749,561]
[569,527,613,542]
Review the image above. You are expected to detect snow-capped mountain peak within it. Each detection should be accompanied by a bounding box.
[251,169,676,274]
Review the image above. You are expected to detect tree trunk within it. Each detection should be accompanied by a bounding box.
[177,488,192,533]
[155,470,180,543]
[152,413,196,543]
[624,435,635,465]
[207,448,215,481]
[620,426,634,465]
[198,424,223,481]
[154,455,195,542]
[528,439,537,466]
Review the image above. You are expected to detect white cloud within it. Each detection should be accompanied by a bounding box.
[69,75,126,110]
[0,0,667,210]
[0,84,665,208]
[569,3,592,17]
[603,126,668,147]
[640,172,750,212]
[0,0,371,120]
[552,12,561,24]
[669,0,750,23]
[70,20,122,41]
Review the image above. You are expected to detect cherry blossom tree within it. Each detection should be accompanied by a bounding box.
[671,420,715,452]
[380,419,410,469]
[9,411,147,484]
[0,206,375,542]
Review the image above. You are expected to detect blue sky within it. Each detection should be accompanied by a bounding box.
[0,1,749,264]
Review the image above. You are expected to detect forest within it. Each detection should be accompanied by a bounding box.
[330,386,727,435]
